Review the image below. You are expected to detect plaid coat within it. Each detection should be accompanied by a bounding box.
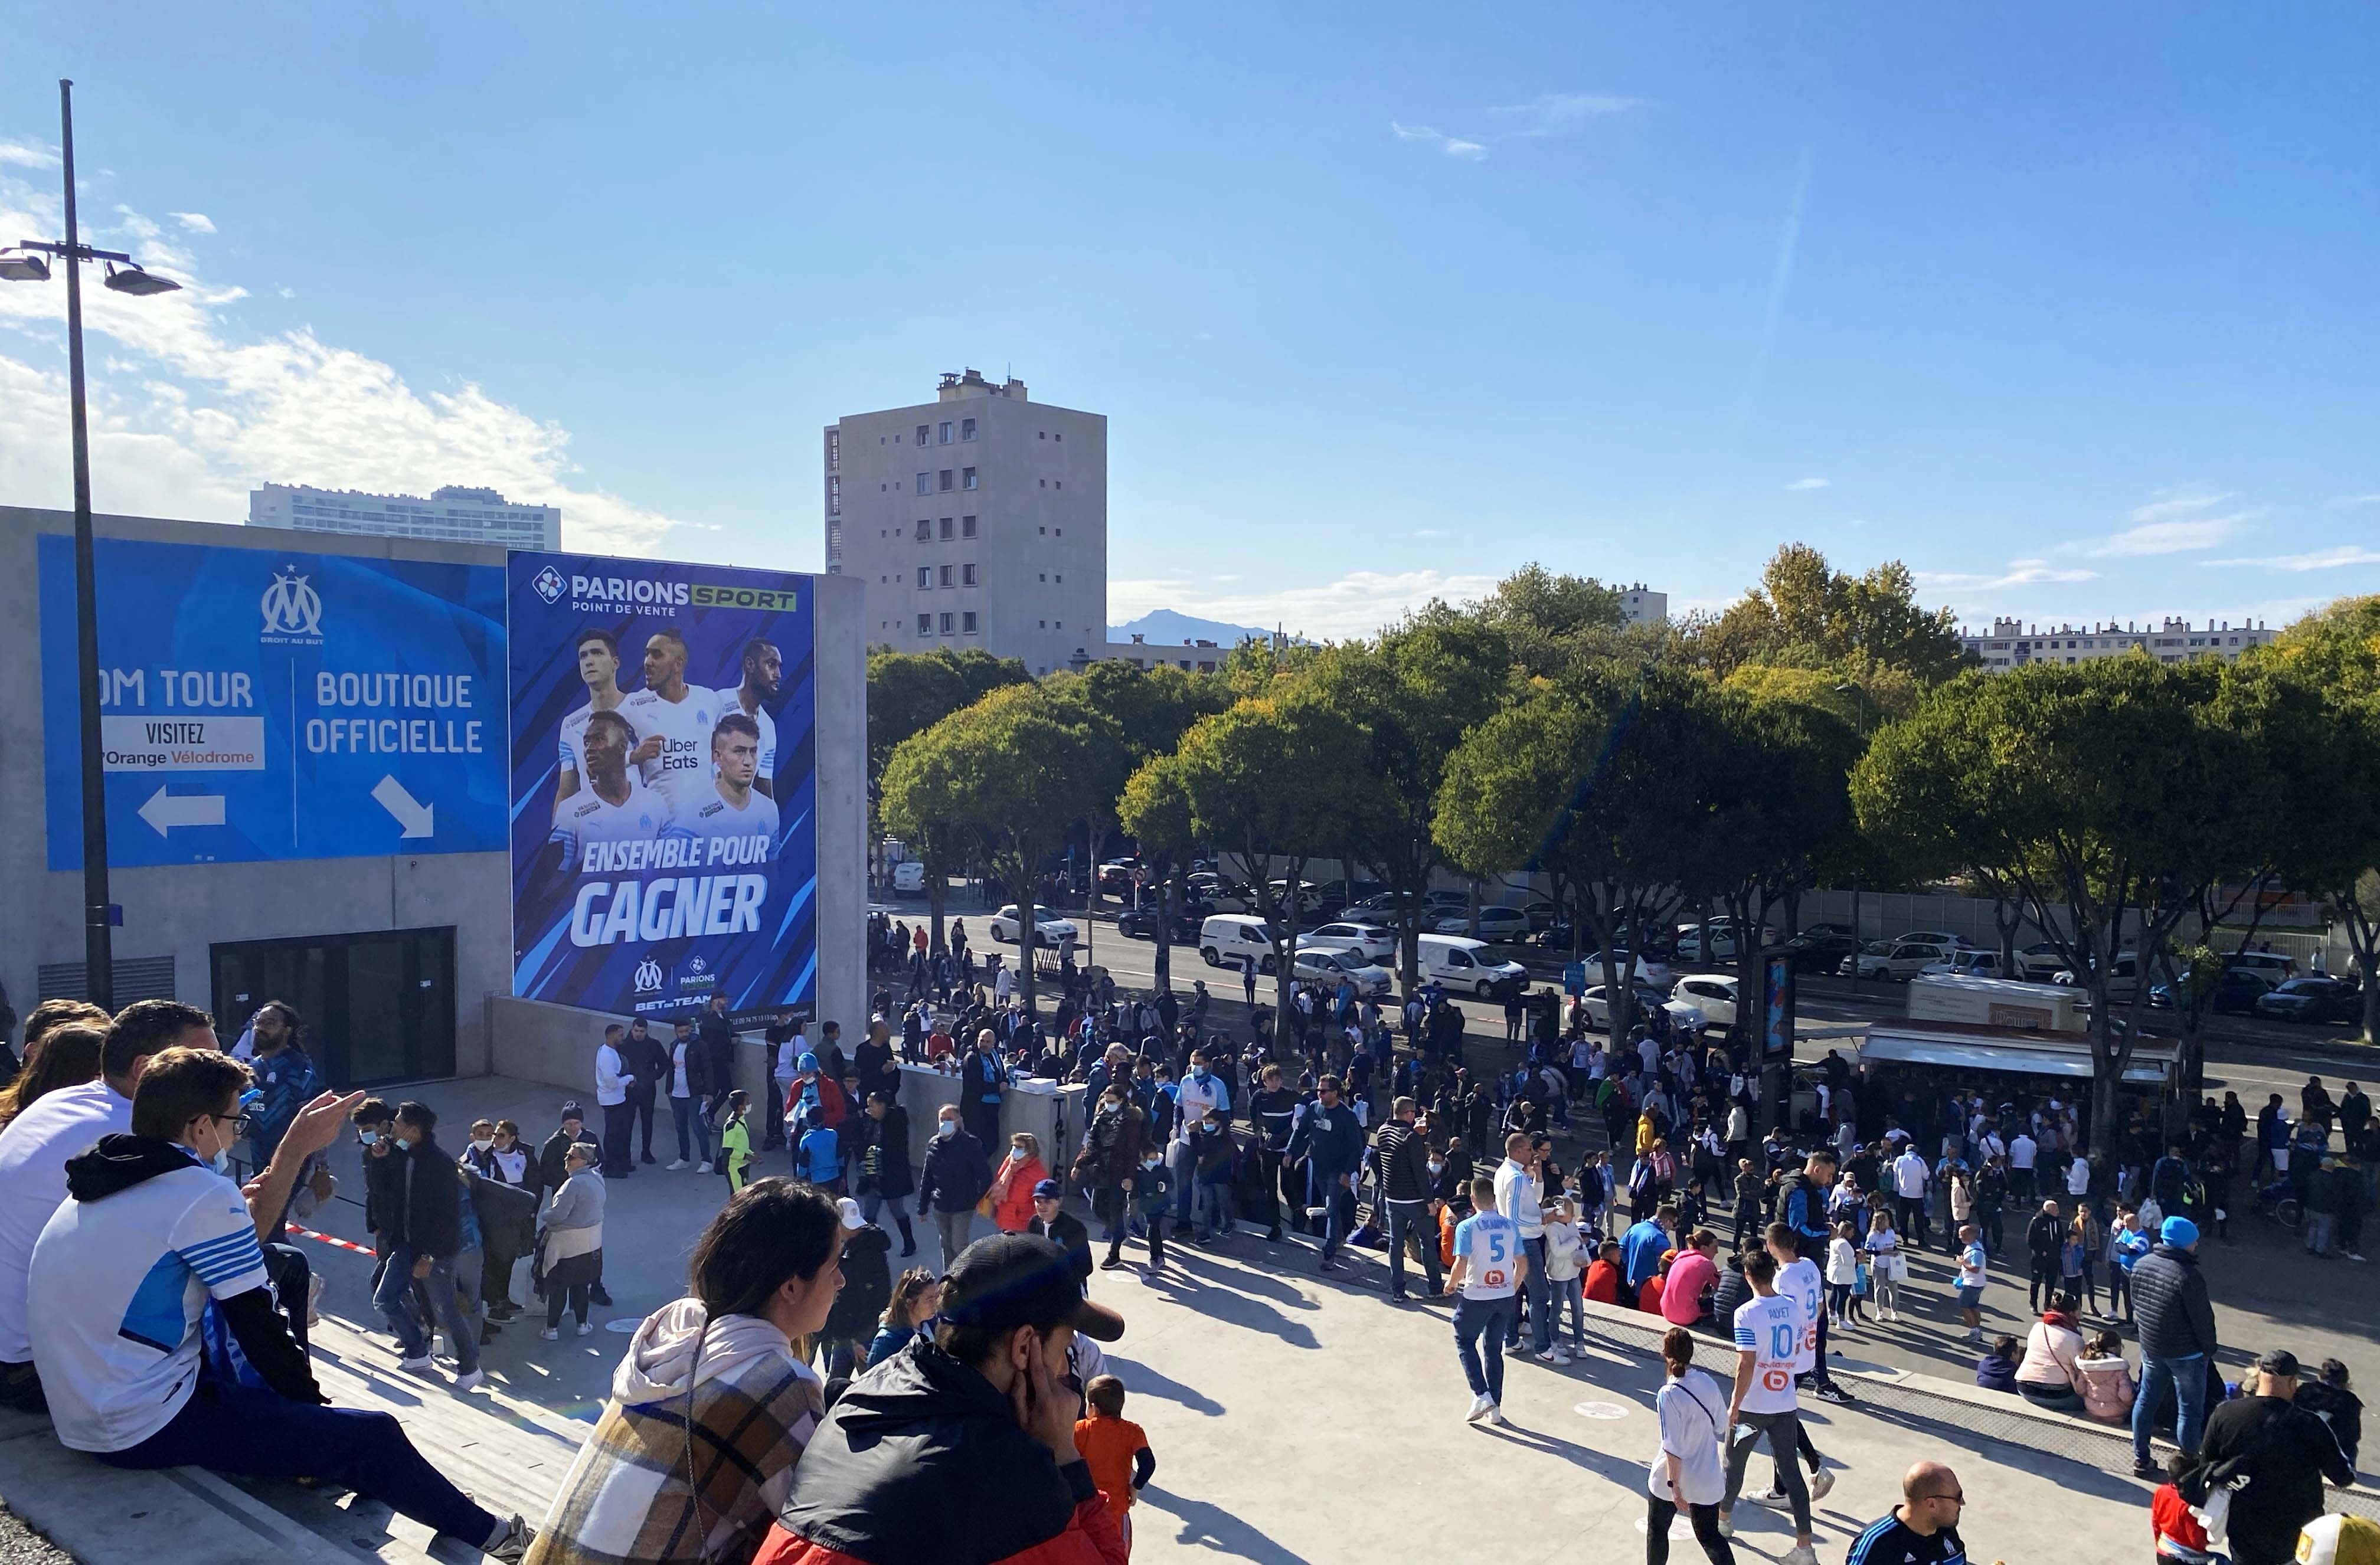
[528,1299,823,1565]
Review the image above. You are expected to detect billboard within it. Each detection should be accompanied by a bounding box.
[37,535,507,869]
[506,551,818,1019]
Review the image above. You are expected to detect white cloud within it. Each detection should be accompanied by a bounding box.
[1485,93,1645,136]
[2204,545,2380,572]
[1784,476,1829,491]
[2337,494,2380,506]
[2087,514,2257,556]
[167,211,215,234]
[1391,121,1444,142]
[2127,489,2231,525]
[1390,122,1488,161]
[1109,568,1502,641]
[0,140,57,169]
[0,166,678,555]
[1442,139,1488,161]
[1915,559,2099,591]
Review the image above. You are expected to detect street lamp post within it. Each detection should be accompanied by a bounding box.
[2,80,183,1011]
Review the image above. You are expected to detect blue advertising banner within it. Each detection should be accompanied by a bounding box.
[37,535,507,869]
[506,551,818,1019]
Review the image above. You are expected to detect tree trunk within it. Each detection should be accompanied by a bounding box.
[1151,849,1174,996]
[926,823,949,954]
[1013,836,1039,1023]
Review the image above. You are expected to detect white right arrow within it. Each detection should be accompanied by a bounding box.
[371,775,435,839]
[136,785,225,837]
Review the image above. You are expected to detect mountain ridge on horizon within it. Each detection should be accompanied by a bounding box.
[1107,608,1279,647]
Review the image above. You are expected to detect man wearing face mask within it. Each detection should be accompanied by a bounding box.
[916,1105,991,1269]
[1073,1082,1146,1267]
[1287,1076,1365,1271]
[27,1048,531,1560]
[372,1102,485,1391]
[1371,1096,1443,1301]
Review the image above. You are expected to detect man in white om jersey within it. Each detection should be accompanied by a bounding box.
[554,629,632,809]
[551,709,668,872]
[621,627,721,817]
[674,714,780,853]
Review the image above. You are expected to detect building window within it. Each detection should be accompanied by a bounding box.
[938,516,953,539]
[1054,480,1062,490]
[1039,620,1047,628]
[1039,479,1046,488]
[939,421,953,444]
[939,612,954,634]
[914,519,930,540]
[828,474,840,515]
[963,611,978,633]
[939,564,954,587]
[962,515,978,537]
[917,566,931,589]
[963,467,978,490]
[1038,431,1046,440]
[1039,526,1047,535]
[1055,620,1064,629]
[962,418,976,440]
[962,563,978,585]
[1055,574,1062,583]
[916,424,929,446]
[916,473,929,495]
[917,614,931,637]
[939,470,954,492]
[1055,528,1062,536]
[1039,573,1047,582]
[827,430,839,468]
[1054,432,1062,442]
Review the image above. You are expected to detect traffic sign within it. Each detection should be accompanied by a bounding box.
[1564,960,1588,996]
[38,535,507,869]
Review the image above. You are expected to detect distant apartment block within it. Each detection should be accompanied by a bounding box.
[1960,615,2277,670]
[1617,584,1668,626]
[249,483,561,552]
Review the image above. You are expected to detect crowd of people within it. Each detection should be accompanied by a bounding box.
[2,949,2373,1565]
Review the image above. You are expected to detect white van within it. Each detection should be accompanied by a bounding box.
[1415,933,1528,997]
[1199,914,1280,972]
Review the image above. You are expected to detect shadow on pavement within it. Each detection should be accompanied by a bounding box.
[1103,1354,1225,1417]
[1139,1484,1317,1564]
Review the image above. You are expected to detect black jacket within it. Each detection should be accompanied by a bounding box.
[2026,1209,2066,1263]
[390,1135,463,1259]
[537,1125,593,1197]
[1371,1120,1433,1203]
[2196,1395,2355,1563]
[622,1032,669,1099]
[2294,1379,2363,1466]
[465,1170,537,1259]
[2130,1244,2219,1361]
[822,1223,894,1343]
[852,1105,916,1200]
[697,1012,737,1095]
[916,1128,990,1215]
[363,1141,407,1236]
[665,1036,713,1101]
[1028,1210,1093,1284]
[774,1337,1107,1564]
[64,1134,319,1406]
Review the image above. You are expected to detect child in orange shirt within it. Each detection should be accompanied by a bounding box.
[1073,1374,1155,1556]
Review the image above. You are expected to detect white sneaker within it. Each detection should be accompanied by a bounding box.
[453,1368,484,1394]
[697,1162,713,1174]
[1781,1546,1820,1565]
[539,1327,559,1341]
[1464,1392,1494,1423]
[395,1354,436,1374]
[1716,1511,1735,1538]
[576,1320,595,1337]
[1536,1347,1562,1363]
[306,1272,325,1327]
[665,1160,689,1171]
[1483,1404,1511,1427]
[1551,1346,1572,1364]
[1751,1487,1790,1508]
[1808,1466,1836,1501]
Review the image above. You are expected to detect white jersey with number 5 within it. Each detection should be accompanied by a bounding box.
[1732,1293,1802,1415]
[1453,1212,1521,1301]
[1777,1255,1824,1372]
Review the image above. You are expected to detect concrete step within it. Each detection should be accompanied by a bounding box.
[0,1314,588,1565]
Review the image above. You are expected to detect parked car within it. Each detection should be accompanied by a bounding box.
[1434,905,1532,942]
[1893,929,1972,948]
[1584,951,1675,990]
[1519,899,1561,932]
[1578,983,1705,1032]
[1675,922,1779,962]
[1340,892,1419,922]
[1199,915,1282,971]
[1300,922,1398,962]
[2253,976,2360,1024]
[1670,973,1740,1027]
[889,860,927,895]
[1291,947,1393,997]
[2224,950,2301,987]
[1187,875,1261,914]
[2012,942,2070,981]
[1414,933,1529,997]
[1842,941,1959,981]
[2051,953,2145,1004]
[2149,968,2276,1014]
[1780,929,1857,971]
[988,905,1078,947]
[1095,857,1142,893]
[1920,951,2007,980]
[1117,904,1202,944]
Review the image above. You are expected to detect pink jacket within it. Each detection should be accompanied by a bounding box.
[2075,1354,2136,1424]
[1662,1250,1718,1324]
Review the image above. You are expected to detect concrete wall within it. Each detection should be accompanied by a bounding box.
[891,1061,1086,1176]
[811,572,869,1038]
[0,505,513,1076]
[489,994,779,1106]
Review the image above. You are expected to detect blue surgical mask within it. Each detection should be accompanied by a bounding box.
[211,1148,231,1175]
[936,1120,957,1138]
[357,1129,379,1147]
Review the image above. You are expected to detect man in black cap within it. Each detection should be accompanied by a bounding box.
[2195,1349,2357,1565]
[756,1234,1126,1565]
[1025,1180,1093,1286]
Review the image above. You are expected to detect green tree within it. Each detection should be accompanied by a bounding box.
[1148,690,1380,1034]
[878,683,1100,1021]
[866,647,1031,948]
[1469,563,1627,679]
[1852,660,2263,1154]
[1692,544,1969,686]
[1435,666,1715,1040]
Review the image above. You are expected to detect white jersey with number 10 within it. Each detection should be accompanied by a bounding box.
[1732,1293,1802,1415]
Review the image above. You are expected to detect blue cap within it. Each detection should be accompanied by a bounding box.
[797,1051,819,1073]
[1032,1178,1062,1200]
[2161,1215,2199,1248]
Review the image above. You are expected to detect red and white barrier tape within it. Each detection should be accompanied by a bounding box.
[283,1222,378,1258]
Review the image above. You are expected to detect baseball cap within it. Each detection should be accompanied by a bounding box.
[2255,1348,2300,1379]
[938,1234,1124,1343]
[2297,1515,2380,1565]
[2160,1215,2199,1248]
[836,1197,866,1232]
[1032,1178,1062,1200]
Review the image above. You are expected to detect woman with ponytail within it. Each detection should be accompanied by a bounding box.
[1646,1326,1735,1564]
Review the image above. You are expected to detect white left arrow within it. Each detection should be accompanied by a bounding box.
[136,785,225,837]
[372,775,435,839]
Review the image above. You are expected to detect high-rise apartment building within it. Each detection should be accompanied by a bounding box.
[825,370,1110,676]
[1617,583,1668,626]
[249,483,561,551]
[1959,615,2276,669]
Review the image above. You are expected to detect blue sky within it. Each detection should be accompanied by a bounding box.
[4,5,2375,639]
